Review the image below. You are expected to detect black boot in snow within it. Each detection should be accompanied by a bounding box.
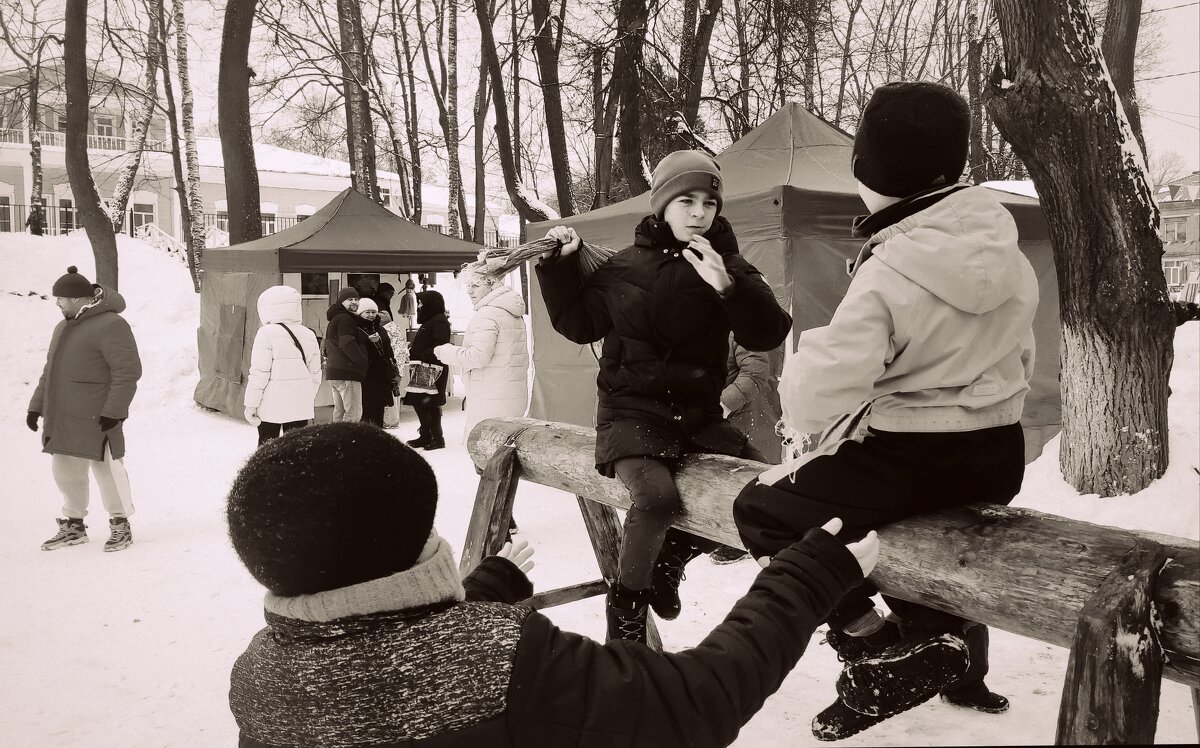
[649,529,705,620]
[605,582,652,644]
[940,681,1010,713]
[810,621,905,741]
[423,435,446,451]
[812,696,891,742]
[836,632,970,718]
[406,434,430,449]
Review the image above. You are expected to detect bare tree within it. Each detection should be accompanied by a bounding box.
[1100,0,1146,159]
[415,0,468,236]
[219,0,261,244]
[171,0,204,289]
[613,0,651,195]
[986,0,1174,495]
[108,0,161,232]
[530,0,576,216]
[337,0,380,202]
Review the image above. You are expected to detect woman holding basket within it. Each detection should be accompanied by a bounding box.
[402,290,451,450]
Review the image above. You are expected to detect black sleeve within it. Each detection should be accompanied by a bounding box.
[535,252,614,345]
[462,556,533,604]
[721,254,793,352]
[505,528,862,747]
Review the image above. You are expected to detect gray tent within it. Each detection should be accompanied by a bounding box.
[525,104,1061,462]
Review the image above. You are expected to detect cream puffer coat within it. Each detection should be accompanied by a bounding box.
[434,284,529,441]
[782,185,1038,435]
[245,286,323,424]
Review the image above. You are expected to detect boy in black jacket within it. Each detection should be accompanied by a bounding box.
[538,150,793,643]
[227,422,878,747]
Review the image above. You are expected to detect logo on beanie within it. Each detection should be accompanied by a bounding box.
[711,177,720,191]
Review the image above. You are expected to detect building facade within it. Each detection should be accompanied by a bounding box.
[1155,171,1200,303]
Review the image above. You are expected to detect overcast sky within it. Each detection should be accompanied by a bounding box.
[1139,0,1200,173]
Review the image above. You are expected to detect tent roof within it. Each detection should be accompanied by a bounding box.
[203,188,483,273]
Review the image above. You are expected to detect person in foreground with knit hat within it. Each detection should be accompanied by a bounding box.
[732,80,1037,740]
[29,266,142,552]
[537,149,793,646]
[323,287,368,422]
[226,422,879,747]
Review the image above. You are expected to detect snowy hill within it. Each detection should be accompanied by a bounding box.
[0,234,1195,746]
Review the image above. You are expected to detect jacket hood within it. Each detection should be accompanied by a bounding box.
[416,291,446,323]
[475,284,525,316]
[258,285,303,325]
[74,285,126,320]
[862,186,1024,314]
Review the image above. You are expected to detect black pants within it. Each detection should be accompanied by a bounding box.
[257,420,308,446]
[733,423,1024,684]
[362,381,392,427]
[413,403,443,441]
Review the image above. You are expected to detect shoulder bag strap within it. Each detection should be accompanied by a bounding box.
[275,323,308,366]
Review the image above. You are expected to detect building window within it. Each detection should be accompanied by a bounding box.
[378,187,391,207]
[95,115,114,138]
[348,273,380,297]
[59,198,74,233]
[1164,219,1187,243]
[301,273,330,296]
[0,196,10,232]
[56,113,68,132]
[424,223,444,234]
[261,213,276,235]
[131,202,155,231]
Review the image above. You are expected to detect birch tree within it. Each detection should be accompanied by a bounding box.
[172,0,204,289]
[415,0,468,236]
[108,0,161,232]
[336,0,380,201]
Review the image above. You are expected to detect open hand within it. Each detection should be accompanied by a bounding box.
[543,226,581,259]
[756,517,880,579]
[497,539,535,574]
[682,235,733,295]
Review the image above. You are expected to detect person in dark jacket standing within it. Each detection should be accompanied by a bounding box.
[354,298,399,427]
[226,422,878,748]
[29,266,142,552]
[402,290,452,450]
[323,287,368,422]
[537,150,793,643]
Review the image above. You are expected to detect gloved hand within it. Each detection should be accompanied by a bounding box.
[27,411,40,432]
[98,416,122,432]
[244,407,262,427]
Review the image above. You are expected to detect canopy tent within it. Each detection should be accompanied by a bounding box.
[194,188,483,417]
[525,104,1062,462]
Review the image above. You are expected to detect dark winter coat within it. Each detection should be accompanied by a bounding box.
[537,215,793,473]
[29,286,142,460]
[323,303,369,382]
[358,315,398,409]
[402,291,452,407]
[230,531,861,748]
[722,333,784,464]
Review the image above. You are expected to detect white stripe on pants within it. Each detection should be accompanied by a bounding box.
[51,442,135,520]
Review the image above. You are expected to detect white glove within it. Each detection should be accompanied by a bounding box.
[244,407,262,427]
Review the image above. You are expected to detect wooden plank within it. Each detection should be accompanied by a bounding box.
[1056,543,1168,744]
[458,443,521,577]
[468,417,1200,687]
[522,580,610,610]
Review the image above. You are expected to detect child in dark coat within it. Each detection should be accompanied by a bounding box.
[732,81,1038,741]
[226,422,878,748]
[537,150,793,643]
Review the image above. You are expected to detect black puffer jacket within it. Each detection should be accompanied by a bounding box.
[402,291,452,407]
[323,303,368,381]
[537,216,792,472]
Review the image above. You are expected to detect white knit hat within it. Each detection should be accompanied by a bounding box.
[356,298,379,316]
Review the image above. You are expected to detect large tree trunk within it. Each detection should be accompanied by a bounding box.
[591,47,619,209]
[530,0,575,216]
[64,0,120,288]
[1101,0,1146,159]
[677,0,721,130]
[337,0,380,202]
[986,0,1174,495]
[218,0,261,244]
[109,0,161,232]
[613,0,651,195]
[173,0,204,291]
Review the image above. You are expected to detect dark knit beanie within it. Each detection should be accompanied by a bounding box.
[226,422,439,597]
[852,81,970,198]
[649,150,723,219]
[51,266,94,298]
[336,287,360,304]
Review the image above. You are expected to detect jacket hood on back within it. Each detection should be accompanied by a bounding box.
[258,285,303,325]
[864,186,1023,314]
[74,285,126,320]
[475,284,525,316]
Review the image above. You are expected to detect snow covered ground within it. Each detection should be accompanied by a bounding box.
[1,234,1196,746]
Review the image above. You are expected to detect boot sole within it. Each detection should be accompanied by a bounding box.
[42,537,88,551]
[837,633,969,717]
[939,692,1010,713]
[812,705,888,742]
[104,540,132,552]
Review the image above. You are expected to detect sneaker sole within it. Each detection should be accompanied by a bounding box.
[939,692,1010,714]
[837,634,969,717]
[104,541,132,552]
[812,707,887,742]
[42,537,88,551]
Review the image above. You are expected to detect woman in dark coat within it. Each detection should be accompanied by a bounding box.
[401,290,452,450]
[354,299,398,427]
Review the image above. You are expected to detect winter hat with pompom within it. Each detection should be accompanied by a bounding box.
[649,150,723,219]
[51,266,94,298]
[356,298,379,316]
[852,81,970,198]
[226,422,439,597]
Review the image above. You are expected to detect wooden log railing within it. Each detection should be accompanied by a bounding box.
[466,417,1200,698]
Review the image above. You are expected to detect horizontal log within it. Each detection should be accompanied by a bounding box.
[524,580,610,610]
[468,417,1200,688]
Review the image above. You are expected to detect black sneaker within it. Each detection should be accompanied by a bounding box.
[649,529,704,620]
[41,518,88,551]
[406,436,430,449]
[837,633,970,718]
[605,583,652,643]
[940,681,1010,713]
[104,517,133,552]
[812,696,889,742]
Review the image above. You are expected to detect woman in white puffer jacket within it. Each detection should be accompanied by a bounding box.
[434,272,530,443]
[244,285,323,445]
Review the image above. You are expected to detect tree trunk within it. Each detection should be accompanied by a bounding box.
[591,47,618,209]
[530,0,575,216]
[613,0,650,195]
[391,0,422,222]
[173,0,204,291]
[337,0,379,202]
[1101,0,1146,160]
[473,62,489,244]
[64,0,120,288]
[730,0,752,137]
[448,0,470,239]
[679,0,721,129]
[158,9,197,285]
[834,0,862,128]
[986,0,1174,495]
[416,0,466,236]
[109,0,160,232]
[27,66,45,235]
[965,0,987,183]
[218,0,261,244]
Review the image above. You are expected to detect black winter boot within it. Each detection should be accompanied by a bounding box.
[606,582,652,643]
[649,529,705,620]
[940,681,1010,713]
[837,632,970,717]
[823,619,902,664]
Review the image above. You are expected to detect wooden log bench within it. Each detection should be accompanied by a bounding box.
[461,417,1200,744]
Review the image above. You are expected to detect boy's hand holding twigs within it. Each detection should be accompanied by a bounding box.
[498,539,535,574]
[683,236,733,296]
[755,517,880,579]
[543,226,581,260]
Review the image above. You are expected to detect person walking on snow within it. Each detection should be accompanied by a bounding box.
[323,287,369,422]
[244,285,322,445]
[29,266,142,552]
[732,81,1036,740]
[537,150,793,644]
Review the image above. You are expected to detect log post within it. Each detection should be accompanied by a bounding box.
[577,497,663,651]
[1055,542,1168,744]
[458,440,522,577]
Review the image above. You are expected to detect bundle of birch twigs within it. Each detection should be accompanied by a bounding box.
[465,236,616,281]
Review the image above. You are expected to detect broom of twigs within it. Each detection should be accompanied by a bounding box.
[467,236,617,281]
